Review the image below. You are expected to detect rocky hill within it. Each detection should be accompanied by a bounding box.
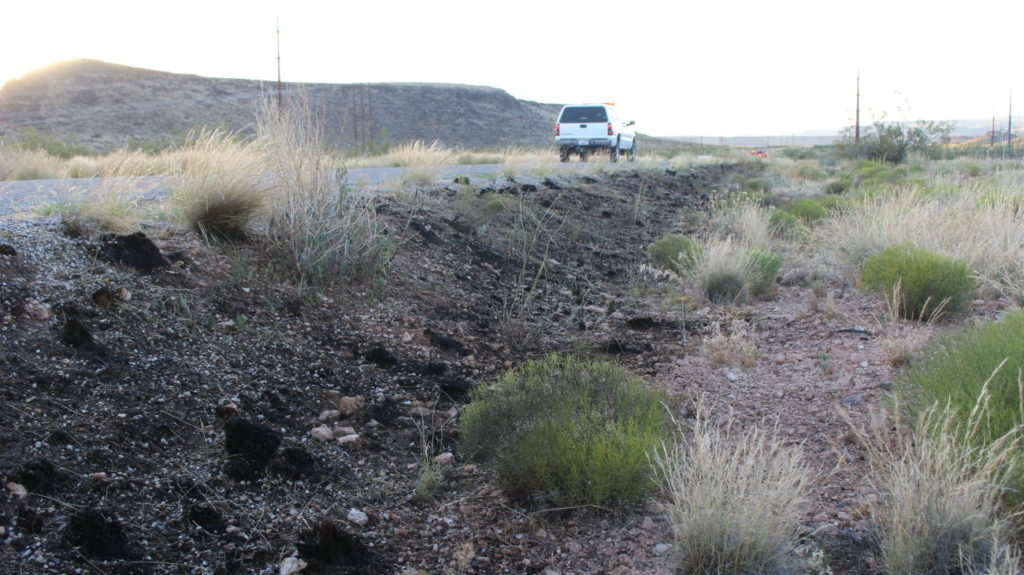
[0,59,563,152]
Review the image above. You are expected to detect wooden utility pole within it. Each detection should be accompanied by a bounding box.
[855,71,861,143]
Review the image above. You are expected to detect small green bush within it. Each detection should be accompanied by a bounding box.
[647,233,702,274]
[900,310,1024,449]
[742,177,772,194]
[703,271,748,304]
[768,209,804,239]
[823,179,849,195]
[747,249,782,297]
[860,244,976,321]
[780,198,827,224]
[460,354,668,508]
[814,194,847,213]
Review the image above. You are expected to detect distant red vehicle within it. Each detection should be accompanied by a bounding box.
[749,149,768,158]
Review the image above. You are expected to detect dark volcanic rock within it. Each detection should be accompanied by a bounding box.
[223,417,282,478]
[11,459,58,495]
[187,504,227,533]
[65,509,135,561]
[96,231,169,272]
[297,521,389,574]
[364,346,398,368]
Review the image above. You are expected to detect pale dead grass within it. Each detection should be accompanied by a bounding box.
[169,129,270,241]
[703,319,759,368]
[847,385,1023,575]
[813,178,1024,303]
[653,404,812,575]
[257,94,390,285]
[0,148,65,180]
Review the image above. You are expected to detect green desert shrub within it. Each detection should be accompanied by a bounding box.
[460,354,668,508]
[780,198,827,224]
[824,179,850,195]
[899,309,1024,452]
[814,193,847,213]
[742,177,772,195]
[767,209,804,239]
[747,249,783,297]
[647,233,701,274]
[860,244,976,321]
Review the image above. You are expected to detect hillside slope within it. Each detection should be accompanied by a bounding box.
[0,59,563,152]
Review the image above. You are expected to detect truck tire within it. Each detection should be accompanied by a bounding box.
[628,141,637,162]
[559,148,571,163]
[579,149,589,162]
[609,144,620,163]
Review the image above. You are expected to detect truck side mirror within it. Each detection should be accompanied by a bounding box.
[626,121,636,127]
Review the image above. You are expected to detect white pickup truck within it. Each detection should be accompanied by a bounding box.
[554,104,637,162]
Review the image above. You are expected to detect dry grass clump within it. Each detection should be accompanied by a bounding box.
[813,179,1024,303]
[687,237,782,304]
[653,406,812,575]
[64,155,101,178]
[257,95,390,285]
[55,157,164,236]
[0,148,65,181]
[712,203,776,248]
[848,389,1023,575]
[703,319,758,368]
[169,129,270,242]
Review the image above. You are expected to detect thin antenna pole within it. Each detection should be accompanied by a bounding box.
[855,71,861,143]
[276,18,283,112]
[991,114,996,147]
[1009,91,1014,152]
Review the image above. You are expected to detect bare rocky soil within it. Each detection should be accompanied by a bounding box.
[1,166,1008,574]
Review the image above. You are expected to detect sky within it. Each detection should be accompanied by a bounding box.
[2,0,1022,138]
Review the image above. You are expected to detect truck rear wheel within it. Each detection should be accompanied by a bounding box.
[559,148,571,162]
[579,149,588,162]
[609,145,620,163]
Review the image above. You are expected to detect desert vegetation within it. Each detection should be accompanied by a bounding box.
[6,115,1024,575]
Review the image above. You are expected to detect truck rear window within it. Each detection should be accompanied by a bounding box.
[559,107,608,123]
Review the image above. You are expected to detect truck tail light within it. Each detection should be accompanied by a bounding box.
[607,123,614,136]
[555,123,560,137]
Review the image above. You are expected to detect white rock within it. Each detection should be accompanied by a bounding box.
[5,482,27,499]
[654,543,672,556]
[433,452,454,465]
[310,425,334,442]
[347,508,369,526]
[317,410,341,423]
[279,556,307,575]
[338,396,365,416]
[337,434,360,445]
[21,299,53,320]
[333,426,356,436]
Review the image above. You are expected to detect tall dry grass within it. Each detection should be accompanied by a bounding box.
[813,178,1024,302]
[847,384,1023,575]
[169,129,270,242]
[56,159,154,236]
[0,148,65,181]
[653,406,811,575]
[257,94,391,285]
